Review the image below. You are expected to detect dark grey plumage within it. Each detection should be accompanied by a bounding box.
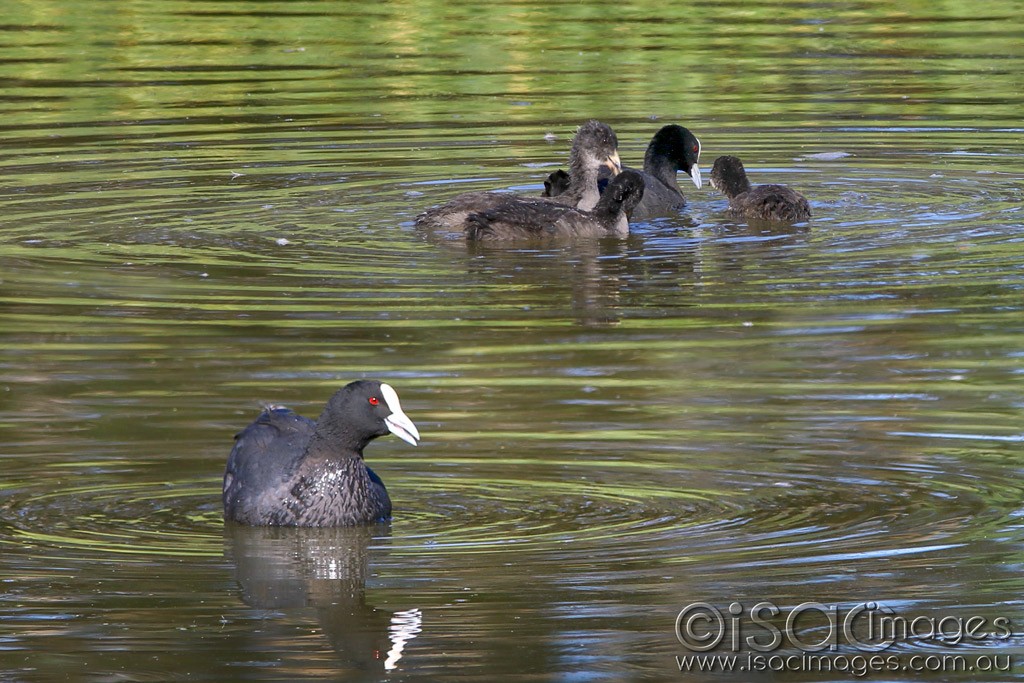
[709,155,811,223]
[542,124,702,220]
[466,169,645,241]
[223,380,419,527]
[414,120,622,232]
[542,169,571,197]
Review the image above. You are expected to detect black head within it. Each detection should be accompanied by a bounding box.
[542,169,571,197]
[320,380,420,450]
[569,120,622,176]
[596,169,645,217]
[646,124,702,188]
[709,155,752,199]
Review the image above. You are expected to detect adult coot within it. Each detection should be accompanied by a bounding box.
[414,120,622,232]
[466,169,645,241]
[543,124,702,220]
[709,155,811,223]
[223,380,419,527]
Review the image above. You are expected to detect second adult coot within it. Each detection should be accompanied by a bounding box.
[543,124,702,220]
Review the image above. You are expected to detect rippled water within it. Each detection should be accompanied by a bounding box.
[2,0,1024,680]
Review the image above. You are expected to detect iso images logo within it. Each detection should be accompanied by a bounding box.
[673,601,1014,677]
[675,601,1011,652]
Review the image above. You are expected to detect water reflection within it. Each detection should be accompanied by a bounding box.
[435,219,814,329]
[463,239,631,327]
[225,524,422,674]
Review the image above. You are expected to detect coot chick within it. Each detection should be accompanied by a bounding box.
[542,169,571,197]
[709,155,811,223]
[466,169,645,241]
[223,380,420,527]
[542,124,702,220]
[415,120,622,232]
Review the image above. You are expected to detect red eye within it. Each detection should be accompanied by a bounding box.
[692,145,699,153]
[368,397,379,406]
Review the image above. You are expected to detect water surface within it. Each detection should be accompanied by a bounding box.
[2,1,1024,680]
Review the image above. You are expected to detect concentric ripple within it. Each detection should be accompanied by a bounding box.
[397,475,725,554]
[1,449,1019,572]
[0,476,224,561]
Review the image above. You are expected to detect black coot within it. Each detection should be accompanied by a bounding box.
[466,169,645,241]
[709,155,811,223]
[542,124,702,220]
[223,380,419,527]
[415,120,622,232]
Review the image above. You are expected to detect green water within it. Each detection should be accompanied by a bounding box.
[2,0,1024,680]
